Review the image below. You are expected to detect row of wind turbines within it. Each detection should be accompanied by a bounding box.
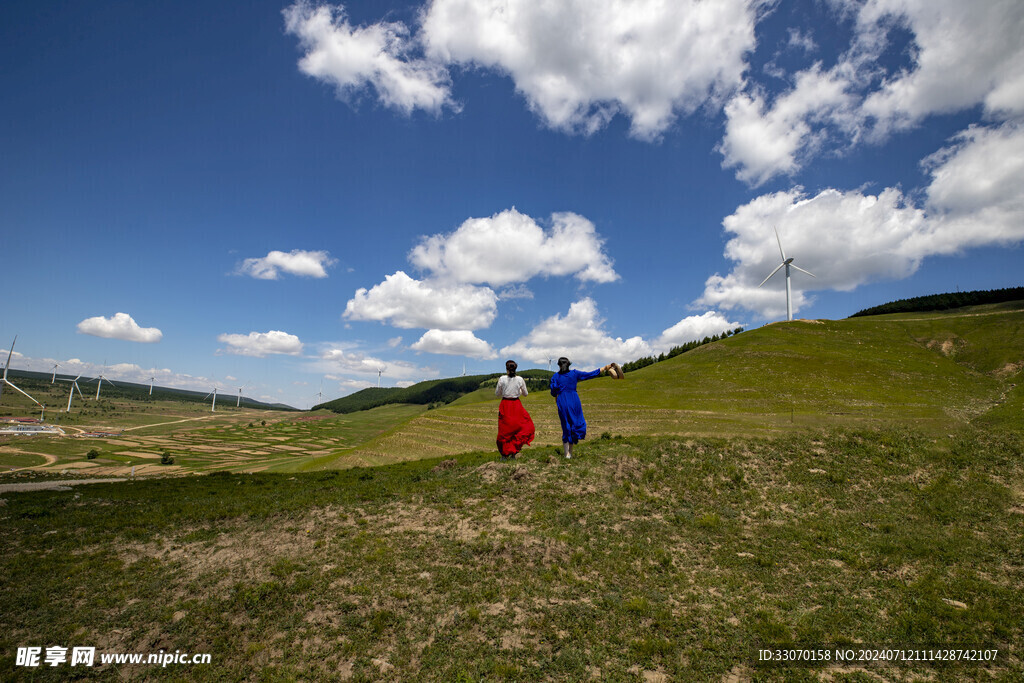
[2,337,255,417]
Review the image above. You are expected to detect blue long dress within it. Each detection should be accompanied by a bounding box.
[549,368,601,444]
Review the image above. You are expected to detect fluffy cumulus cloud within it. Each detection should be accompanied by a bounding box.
[653,312,743,352]
[500,298,651,366]
[317,345,438,382]
[721,0,1024,184]
[916,122,1024,253]
[283,1,455,114]
[420,0,758,139]
[720,66,857,187]
[410,329,497,359]
[285,0,757,138]
[76,313,163,343]
[343,271,498,330]
[217,331,304,357]
[500,299,739,365]
[409,209,617,286]
[237,249,336,280]
[702,120,1024,317]
[856,0,1024,134]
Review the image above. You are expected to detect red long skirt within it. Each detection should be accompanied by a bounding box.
[497,398,535,457]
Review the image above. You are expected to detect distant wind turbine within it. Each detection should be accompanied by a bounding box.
[59,374,85,412]
[758,227,816,321]
[377,366,386,388]
[204,385,219,412]
[236,383,249,408]
[1,337,45,419]
[87,373,117,400]
[51,363,61,384]
[148,377,155,396]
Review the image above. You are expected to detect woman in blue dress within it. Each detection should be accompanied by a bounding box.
[549,356,614,458]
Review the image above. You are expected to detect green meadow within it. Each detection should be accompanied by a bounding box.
[0,302,1021,680]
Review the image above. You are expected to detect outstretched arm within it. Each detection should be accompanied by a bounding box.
[577,368,602,382]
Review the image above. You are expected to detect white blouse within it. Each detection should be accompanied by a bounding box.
[495,375,528,399]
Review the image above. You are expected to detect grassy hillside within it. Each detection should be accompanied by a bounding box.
[1,427,1020,680]
[340,302,1024,464]
[1,301,1021,679]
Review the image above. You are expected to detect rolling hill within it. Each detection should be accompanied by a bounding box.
[313,300,1023,468]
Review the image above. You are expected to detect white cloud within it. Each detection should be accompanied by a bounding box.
[283,1,455,114]
[720,66,856,186]
[500,298,651,366]
[317,345,438,382]
[421,0,758,139]
[497,284,534,300]
[653,312,743,352]
[217,330,304,357]
[343,270,498,330]
[720,0,1024,183]
[237,249,336,279]
[326,375,376,393]
[76,313,163,343]
[410,209,617,286]
[904,121,1024,259]
[856,0,1024,135]
[410,329,497,359]
[701,122,1024,318]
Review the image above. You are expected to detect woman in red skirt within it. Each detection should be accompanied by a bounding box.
[495,359,535,458]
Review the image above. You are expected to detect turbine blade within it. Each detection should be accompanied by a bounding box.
[3,337,15,380]
[791,264,816,278]
[758,262,786,288]
[774,226,786,261]
[6,381,40,406]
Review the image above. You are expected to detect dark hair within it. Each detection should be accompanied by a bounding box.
[557,357,571,373]
[505,360,517,377]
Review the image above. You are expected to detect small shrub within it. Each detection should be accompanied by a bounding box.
[160,451,174,465]
[86,449,99,460]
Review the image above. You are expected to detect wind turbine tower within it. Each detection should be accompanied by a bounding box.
[51,363,61,383]
[377,366,385,388]
[758,227,816,321]
[205,386,219,412]
[149,377,155,396]
[90,374,116,400]
[60,375,85,412]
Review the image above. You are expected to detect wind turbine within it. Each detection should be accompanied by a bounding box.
[88,373,117,400]
[377,366,385,388]
[1,337,45,419]
[148,377,155,396]
[59,375,85,412]
[758,227,816,321]
[204,384,219,412]
[51,363,61,384]
[235,382,249,408]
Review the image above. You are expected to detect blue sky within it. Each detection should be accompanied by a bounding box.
[2,0,1022,409]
